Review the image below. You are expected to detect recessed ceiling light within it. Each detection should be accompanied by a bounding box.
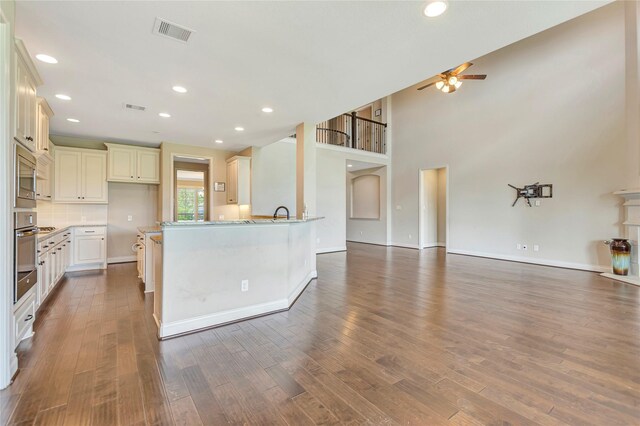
[66,118,79,123]
[172,86,187,93]
[347,164,353,168]
[424,1,447,17]
[214,139,223,144]
[234,127,244,132]
[261,107,273,113]
[55,94,71,101]
[159,112,171,118]
[36,54,58,64]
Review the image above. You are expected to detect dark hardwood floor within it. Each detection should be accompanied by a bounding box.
[1,243,639,425]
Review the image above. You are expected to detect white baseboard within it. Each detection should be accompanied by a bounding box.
[389,242,420,250]
[160,299,289,338]
[66,263,106,273]
[159,271,318,339]
[317,246,346,254]
[288,270,317,305]
[108,255,136,264]
[448,249,609,273]
[601,272,640,286]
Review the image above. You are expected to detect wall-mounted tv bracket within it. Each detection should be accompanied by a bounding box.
[508,182,553,207]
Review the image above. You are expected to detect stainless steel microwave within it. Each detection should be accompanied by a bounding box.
[15,144,37,209]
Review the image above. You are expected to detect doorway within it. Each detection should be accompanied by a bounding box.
[173,158,209,222]
[419,167,448,249]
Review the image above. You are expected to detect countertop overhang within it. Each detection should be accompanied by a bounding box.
[161,217,323,227]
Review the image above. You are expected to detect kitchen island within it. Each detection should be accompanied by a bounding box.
[152,217,321,338]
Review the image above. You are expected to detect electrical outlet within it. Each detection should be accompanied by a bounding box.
[241,280,249,292]
[522,244,528,251]
[81,216,87,223]
[535,200,541,207]
[218,214,224,220]
[516,244,522,250]
[316,238,320,244]
[360,231,363,236]
[396,205,402,210]
[409,234,412,240]
[127,215,133,222]
[533,244,540,252]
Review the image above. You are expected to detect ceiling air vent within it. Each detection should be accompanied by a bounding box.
[124,103,146,112]
[152,18,195,43]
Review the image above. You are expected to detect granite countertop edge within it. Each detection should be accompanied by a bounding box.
[161,217,324,227]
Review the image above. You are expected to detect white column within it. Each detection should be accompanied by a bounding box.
[624,1,640,188]
[296,123,316,219]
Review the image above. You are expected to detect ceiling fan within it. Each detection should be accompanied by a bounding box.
[417,62,486,94]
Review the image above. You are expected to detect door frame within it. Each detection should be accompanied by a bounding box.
[0,8,16,389]
[418,166,450,251]
[170,153,213,222]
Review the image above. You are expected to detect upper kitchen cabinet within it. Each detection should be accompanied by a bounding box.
[54,147,108,204]
[35,98,54,156]
[105,143,160,184]
[14,39,43,153]
[226,156,251,205]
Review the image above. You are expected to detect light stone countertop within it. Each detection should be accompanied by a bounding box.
[37,224,107,241]
[161,217,323,227]
[137,226,162,234]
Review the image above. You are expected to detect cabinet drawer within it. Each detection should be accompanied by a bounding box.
[15,294,35,345]
[75,226,106,236]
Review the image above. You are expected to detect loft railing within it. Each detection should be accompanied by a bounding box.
[316,112,387,154]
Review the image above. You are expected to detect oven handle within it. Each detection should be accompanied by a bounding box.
[16,229,40,238]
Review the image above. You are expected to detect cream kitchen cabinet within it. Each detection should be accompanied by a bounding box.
[14,39,42,152]
[226,156,251,205]
[105,143,160,184]
[35,98,53,155]
[73,227,107,268]
[36,230,71,308]
[54,147,108,203]
[36,155,52,200]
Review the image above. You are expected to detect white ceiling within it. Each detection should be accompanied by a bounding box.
[15,1,610,151]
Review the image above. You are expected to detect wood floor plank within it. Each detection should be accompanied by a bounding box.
[1,245,638,425]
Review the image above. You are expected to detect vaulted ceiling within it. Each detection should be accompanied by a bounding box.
[15,1,610,151]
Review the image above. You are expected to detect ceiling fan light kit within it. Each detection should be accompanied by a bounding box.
[417,61,487,94]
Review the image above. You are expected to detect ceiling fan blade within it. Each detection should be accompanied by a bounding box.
[417,81,437,90]
[451,62,473,75]
[458,74,487,80]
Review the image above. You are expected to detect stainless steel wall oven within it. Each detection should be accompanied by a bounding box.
[15,212,38,303]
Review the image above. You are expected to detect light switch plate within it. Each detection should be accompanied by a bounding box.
[127,215,133,222]
[241,280,249,292]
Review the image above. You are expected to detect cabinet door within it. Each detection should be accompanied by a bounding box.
[38,109,50,153]
[136,150,160,183]
[107,146,136,182]
[82,152,108,203]
[227,160,238,204]
[25,77,37,151]
[73,236,105,265]
[54,150,82,201]
[14,56,27,144]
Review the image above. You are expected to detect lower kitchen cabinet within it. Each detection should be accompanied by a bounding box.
[73,227,106,267]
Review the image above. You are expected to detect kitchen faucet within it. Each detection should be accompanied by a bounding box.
[273,206,290,220]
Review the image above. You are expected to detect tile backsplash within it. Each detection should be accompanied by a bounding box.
[37,200,108,226]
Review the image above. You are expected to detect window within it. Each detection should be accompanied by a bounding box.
[174,166,208,222]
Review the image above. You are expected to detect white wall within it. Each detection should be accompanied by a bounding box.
[107,183,158,262]
[421,170,438,247]
[251,140,297,217]
[391,3,626,270]
[437,167,446,245]
[346,166,389,246]
[251,139,390,252]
